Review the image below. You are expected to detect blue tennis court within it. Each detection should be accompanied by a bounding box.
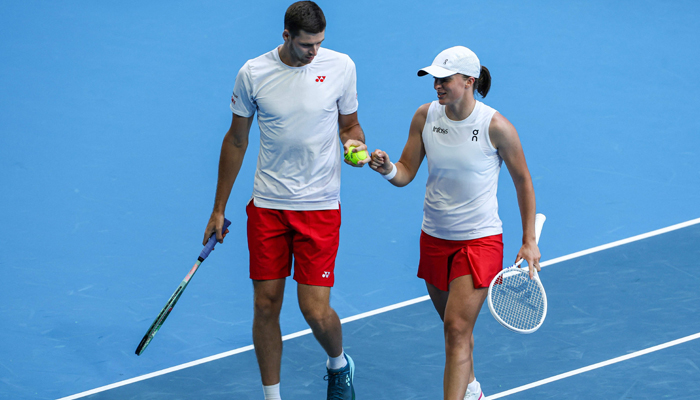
[2,1,699,399]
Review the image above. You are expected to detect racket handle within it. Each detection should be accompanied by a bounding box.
[514,213,546,269]
[199,218,231,261]
[534,213,546,244]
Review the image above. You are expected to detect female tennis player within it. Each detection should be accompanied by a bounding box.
[369,46,541,400]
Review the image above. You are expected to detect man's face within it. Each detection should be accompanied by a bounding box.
[284,29,325,66]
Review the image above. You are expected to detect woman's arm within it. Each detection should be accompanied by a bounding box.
[370,103,429,187]
[490,112,541,276]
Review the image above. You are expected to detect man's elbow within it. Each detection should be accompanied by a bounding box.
[223,131,248,150]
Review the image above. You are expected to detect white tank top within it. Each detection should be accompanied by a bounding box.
[421,100,503,240]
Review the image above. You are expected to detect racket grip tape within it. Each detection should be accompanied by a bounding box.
[199,218,231,261]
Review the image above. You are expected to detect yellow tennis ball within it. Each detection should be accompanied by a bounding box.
[345,145,368,165]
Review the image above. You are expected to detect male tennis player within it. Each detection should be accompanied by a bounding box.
[203,2,366,399]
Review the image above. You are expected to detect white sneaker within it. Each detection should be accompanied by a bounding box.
[464,388,486,400]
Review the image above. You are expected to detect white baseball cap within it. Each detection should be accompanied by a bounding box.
[417,46,481,78]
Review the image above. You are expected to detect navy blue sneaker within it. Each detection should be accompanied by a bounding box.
[325,353,355,400]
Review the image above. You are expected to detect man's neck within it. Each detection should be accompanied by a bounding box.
[278,44,302,67]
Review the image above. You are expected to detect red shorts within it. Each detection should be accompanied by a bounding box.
[246,201,341,287]
[418,231,503,291]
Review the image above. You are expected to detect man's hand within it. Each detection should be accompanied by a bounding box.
[203,213,229,245]
[343,139,370,167]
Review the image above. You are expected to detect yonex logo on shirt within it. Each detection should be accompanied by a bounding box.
[316,76,326,82]
[433,126,448,134]
[322,271,330,278]
[231,95,236,105]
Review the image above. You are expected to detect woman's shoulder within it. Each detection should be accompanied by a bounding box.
[489,111,512,131]
[409,102,433,133]
[412,102,433,124]
[415,102,435,118]
[488,111,519,149]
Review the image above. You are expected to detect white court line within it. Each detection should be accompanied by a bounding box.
[539,217,700,268]
[57,217,700,400]
[488,331,700,399]
[56,296,431,400]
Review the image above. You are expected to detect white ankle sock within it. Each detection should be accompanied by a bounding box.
[262,383,281,400]
[326,351,347,370]
[467,378,480,394]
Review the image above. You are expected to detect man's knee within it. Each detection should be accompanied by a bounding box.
[297,284,332,323]
[299,298,332,324]
[254,283,284,319]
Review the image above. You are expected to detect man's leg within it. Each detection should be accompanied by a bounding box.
[298,283,355,400]
[297,283,343,358]
[253,278,287,386]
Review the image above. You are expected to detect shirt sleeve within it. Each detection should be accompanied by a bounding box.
[337,56,358,115]
[230,62,256,117]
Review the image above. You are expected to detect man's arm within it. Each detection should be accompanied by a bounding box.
[489,112,541,276]
[338,112,369,167]
[203,113,254,244]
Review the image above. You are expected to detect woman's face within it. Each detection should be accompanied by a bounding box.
[433,74,473,105]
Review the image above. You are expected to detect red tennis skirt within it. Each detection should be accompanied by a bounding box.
[418,231,503,291]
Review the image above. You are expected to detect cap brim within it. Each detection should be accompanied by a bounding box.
[417,65,457,78]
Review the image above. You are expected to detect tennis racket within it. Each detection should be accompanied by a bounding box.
[135,218,232,356]
[487,213,547,334]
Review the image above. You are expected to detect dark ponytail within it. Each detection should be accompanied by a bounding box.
[474,66,491,98]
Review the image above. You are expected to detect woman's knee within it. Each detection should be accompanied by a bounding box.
[443,316,473,347]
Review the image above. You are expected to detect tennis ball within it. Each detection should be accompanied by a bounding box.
[345,145,368,165]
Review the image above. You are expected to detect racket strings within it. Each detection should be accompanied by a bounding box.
[490,271,545,331]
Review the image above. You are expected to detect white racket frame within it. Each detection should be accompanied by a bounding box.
[487,213,547,334]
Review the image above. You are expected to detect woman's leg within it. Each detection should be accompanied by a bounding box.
[440,275,488,400]
[426,281,449,321]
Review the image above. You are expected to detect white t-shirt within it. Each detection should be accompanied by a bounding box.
[230,47,358,210]
[421,100,503,240]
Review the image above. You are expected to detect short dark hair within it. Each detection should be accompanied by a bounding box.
[284,1,326,37]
